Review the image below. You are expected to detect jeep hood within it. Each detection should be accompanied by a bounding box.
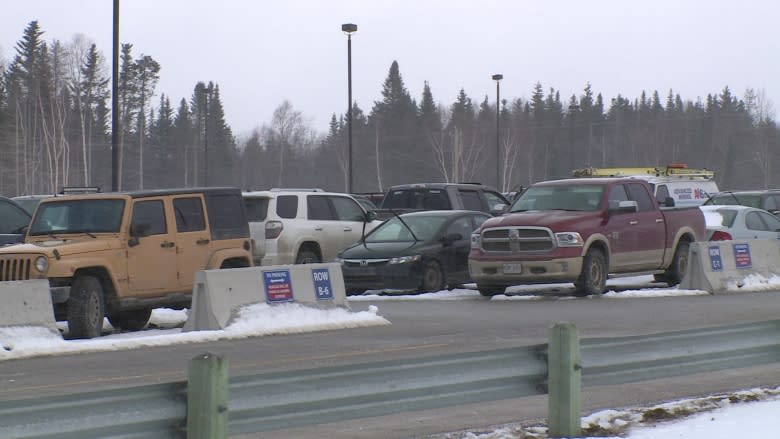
[0,238,118,257]
[483,210,605,231]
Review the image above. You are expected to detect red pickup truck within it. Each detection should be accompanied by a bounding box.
[468,177,706,296]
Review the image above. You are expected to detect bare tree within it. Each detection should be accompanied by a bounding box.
[266,101,311,186]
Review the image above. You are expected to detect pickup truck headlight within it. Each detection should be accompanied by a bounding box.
[389,255,420,264]
[35,256,49,272]
[470,232,481,249]
[555,232,584,247]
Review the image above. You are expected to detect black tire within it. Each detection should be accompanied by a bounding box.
[477,285,505,297]
[574,249,607,296]
[295,248,320,264]
[420,260,445,292]
[656,240,690,286]
[67,275,105,339]
[108,308,152,331]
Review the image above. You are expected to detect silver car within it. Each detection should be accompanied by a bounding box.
[700,205,780,241]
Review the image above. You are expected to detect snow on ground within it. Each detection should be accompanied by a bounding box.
[0,303,389,361]
[441,386,780,439]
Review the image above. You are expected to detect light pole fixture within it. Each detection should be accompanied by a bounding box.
[492,74,503,190]
[342,23,357,193]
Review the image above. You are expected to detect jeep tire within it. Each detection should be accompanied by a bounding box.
[108,308,152,331]
[67,275,105,339]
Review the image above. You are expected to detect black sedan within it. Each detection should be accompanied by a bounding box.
[336,210,490,295]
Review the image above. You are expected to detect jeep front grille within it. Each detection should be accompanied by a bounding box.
[481,227,555,253]
[0,257,33,281]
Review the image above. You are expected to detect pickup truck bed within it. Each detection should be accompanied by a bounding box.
[468,177,706,296]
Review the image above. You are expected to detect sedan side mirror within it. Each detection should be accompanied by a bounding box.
[364,210,378,222]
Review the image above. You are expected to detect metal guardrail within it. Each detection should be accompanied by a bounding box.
[1,319,779,438]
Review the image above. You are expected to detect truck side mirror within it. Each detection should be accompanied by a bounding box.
[609,200,638,214]
[661,197,675,207]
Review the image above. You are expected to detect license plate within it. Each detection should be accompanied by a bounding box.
[503,263,522,274]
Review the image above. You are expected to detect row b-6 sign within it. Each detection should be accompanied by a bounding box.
[708,243,752,272]
[262,267,335,303]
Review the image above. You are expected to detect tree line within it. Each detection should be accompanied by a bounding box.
[1,21,777,197]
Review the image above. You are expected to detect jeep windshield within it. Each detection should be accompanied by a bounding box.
[510,185,604,212]
[29,199,125,235]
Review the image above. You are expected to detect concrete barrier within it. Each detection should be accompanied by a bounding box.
[680,239,780,293]
[184,263,348,331]
[0,279,59,333]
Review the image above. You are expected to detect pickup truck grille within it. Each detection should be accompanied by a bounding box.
[481,227,555,253]
[0,257,33,281]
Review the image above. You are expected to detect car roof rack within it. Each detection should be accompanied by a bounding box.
[269,188,325,192]
[60,186,101,194]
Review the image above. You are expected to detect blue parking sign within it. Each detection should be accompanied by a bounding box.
[312,268,334,300]
[708,246,723,272]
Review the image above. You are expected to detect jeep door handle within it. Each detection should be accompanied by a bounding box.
[160,241,175,248]
[196,238,210,245]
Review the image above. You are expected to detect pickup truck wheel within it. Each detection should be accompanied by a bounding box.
[295,249,320,264]
[420,260,445,292]
[67,275,105,339]
[108,308,152,331]
[574,249,607,296]
[477,285,505,297]
[656,241,690,286]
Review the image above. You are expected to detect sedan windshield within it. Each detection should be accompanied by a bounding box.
[366,215,449,242]
[511,185,604,212]
[29,199,125,235]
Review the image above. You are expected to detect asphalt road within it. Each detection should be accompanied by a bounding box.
[3,291,780,437]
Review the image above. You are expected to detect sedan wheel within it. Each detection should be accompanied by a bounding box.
[420,260,445,292]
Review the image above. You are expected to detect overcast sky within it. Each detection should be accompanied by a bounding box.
[1,1,778,137]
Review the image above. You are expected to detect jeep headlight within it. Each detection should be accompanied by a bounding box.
[555,232,584,247]
[389,255,420,264]
[35,256,49,272]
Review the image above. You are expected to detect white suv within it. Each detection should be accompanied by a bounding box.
[243,189,383,266]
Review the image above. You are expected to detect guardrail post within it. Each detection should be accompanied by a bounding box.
[187,353,229,439]
[547,322,581,437]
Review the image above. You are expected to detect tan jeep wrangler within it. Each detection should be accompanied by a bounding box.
[0,187,253,339]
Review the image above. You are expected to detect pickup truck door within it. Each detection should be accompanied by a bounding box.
[606,183,665,271]
[625,183,666,269]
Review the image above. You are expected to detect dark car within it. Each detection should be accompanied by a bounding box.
[336,210,490,295]
[702,190,780,216]
[379,182,509,217]
[0,196,32,246]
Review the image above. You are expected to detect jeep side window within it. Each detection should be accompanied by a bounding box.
[307,195,335,220]
[131,200,167,237]
[276,195,298,219]
[173,197,205,232]
[457,190,483,211]
[626,183,655,212]
[330,196,364,222]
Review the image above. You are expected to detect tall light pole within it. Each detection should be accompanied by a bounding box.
[342,23,357,193]
[492,74,503,190]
